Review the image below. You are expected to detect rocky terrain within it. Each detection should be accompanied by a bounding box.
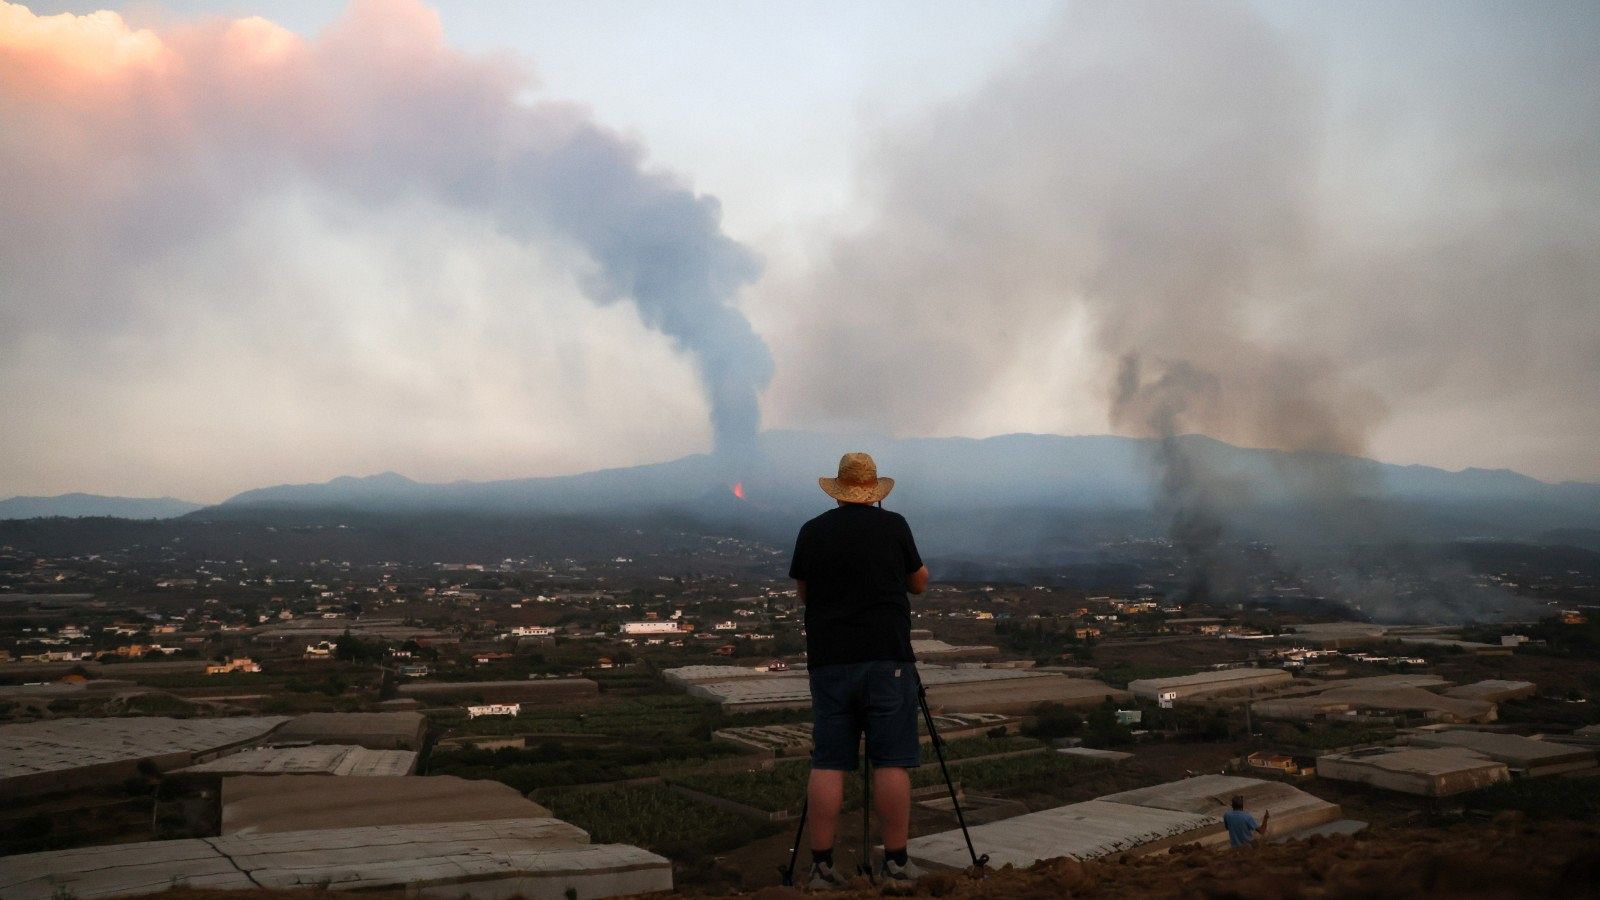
[147,815,1598,900]
[724,817,1598,900]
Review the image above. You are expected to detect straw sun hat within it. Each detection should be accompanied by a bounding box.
[819,452,895,504]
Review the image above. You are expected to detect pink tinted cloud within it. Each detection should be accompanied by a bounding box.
[0,0,769,457]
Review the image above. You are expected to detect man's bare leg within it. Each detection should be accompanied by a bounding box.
[807,768,845,854]
[873,766,911,851]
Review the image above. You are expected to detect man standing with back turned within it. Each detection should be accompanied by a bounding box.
[1224,795,1270,848]
[790,452,930,890]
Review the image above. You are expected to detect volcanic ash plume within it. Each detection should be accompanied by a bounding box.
[0,0,772,458]
[1111,354,1236,602]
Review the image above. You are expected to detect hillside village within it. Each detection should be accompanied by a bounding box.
[2,538,1597,897]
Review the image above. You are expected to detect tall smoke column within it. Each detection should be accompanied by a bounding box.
[469,123,772,461]
[1112,354,1236,603]
[0,0,772,460]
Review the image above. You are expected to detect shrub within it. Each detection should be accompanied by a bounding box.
[1464,773,1600,819]
[1023,702,1084,741]
[920,751,1100,795]
[673,760,840,813]
[542,785,777,859]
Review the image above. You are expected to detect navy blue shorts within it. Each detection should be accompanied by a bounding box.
[808,660,921,770]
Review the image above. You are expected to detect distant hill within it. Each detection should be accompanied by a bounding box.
[206,431,1600,548]
[0,493,202,520]
[221,430,1600,512]
[4,432,1596,565]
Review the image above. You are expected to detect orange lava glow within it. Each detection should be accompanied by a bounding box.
[731,482,745,500]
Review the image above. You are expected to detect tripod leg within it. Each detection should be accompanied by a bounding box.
[915,672,989,872]
[860,759,874,880]
[779,797,809,886]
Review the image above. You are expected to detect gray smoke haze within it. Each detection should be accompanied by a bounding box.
[0,0,770,465]
[761,0,1599,618]
[765,0,1598,482]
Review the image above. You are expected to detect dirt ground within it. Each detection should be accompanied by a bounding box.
[680,817,1600,899]
[698,741,1243,893]
[150,817,1600,900]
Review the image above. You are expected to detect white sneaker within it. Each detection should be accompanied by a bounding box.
[806,860,845,891]
[878,855,924,892]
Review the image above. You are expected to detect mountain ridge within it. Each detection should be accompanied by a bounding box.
[196,431,1600,549]
[8,432,1595,546]
[213,430,1596,507]
[0,493,203,521]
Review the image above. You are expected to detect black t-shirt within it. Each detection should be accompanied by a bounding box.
[788,504,924,667]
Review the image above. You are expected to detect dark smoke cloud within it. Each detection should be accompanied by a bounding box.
[1112,354,1240,602]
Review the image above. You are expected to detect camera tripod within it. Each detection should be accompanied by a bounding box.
[778,668,989,886]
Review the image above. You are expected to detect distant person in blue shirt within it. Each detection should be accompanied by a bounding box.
[1223,795,1270,848]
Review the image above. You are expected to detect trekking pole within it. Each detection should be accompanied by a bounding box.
[859,759,875,881]
[914,669,990,872]
[778,797,809,887]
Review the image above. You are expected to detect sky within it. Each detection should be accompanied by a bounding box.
[2,0,1596,502]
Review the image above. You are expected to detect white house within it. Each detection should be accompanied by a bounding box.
[467,703,521,718]
[622,622,684,635]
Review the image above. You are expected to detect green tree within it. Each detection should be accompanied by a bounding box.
[1023,702,1084,741]
[1083,700,1133,748]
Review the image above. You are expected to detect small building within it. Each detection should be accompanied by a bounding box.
[467,703,522,719]
[1253,677,1496,725]
[218,775,554,835]
[622,622,685,635]
[272,712,429,751]
[1164,617,1226,634]
[1057,746,1133,763]
[1317,746,1509,796]
[713,723,815,757]
[1246,750,1302,775]
[1443,680,1537,703]
[1408,731,1597,777]
[1128,668,1292,702]
[908,774,1338,870]
[177,744,417,777]
[0,819,670,900]
[0,716,288,798]
[399,678,599,705]
[206,658,262,675]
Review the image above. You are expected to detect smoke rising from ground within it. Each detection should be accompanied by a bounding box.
[763,0,1598,483]
[759,0,1599,617]
[0,0,770,476]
